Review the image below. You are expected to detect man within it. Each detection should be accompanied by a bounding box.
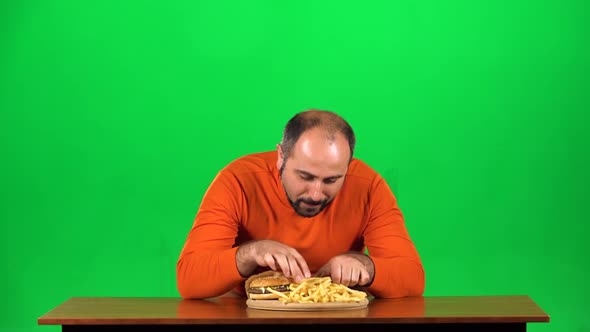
[177,109,424,299]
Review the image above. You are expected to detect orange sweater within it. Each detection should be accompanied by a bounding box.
[177,151,424,299]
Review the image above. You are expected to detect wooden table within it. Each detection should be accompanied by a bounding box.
[38,295,550,331]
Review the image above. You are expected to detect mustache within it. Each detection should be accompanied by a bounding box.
[298,198,325,206]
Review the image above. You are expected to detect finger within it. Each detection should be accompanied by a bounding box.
[343,267,355,286]
[313,266,327,277]
[289,250,311,279]
[262,253,277,271]
[287,257,306,282]
[331,265,342,284]
[274,255,292,278]
[349,268,361,287]
[359,268,371,286]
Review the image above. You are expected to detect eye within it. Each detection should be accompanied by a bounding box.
[323,178,338,184]
[300,174,314,181]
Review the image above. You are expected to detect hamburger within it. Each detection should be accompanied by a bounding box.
[245,271,292,300]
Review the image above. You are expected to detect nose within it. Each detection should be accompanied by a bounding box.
[308,181,325,202]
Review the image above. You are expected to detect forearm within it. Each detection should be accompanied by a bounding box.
[367,256,425,298]
[176,169,247,299]
[363,175,425,298]
[176,247,243,299]
[235,241,258,277]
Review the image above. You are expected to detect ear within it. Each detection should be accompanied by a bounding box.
[276,144,284,170]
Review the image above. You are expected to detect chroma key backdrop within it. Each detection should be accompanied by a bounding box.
[1,1,587,331]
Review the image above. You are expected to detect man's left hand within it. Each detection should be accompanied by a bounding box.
[314,252,374,287]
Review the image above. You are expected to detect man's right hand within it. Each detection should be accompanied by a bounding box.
[236,240,311,282]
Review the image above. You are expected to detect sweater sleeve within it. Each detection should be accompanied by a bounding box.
[364,175,425,298]
[176,170,245,299]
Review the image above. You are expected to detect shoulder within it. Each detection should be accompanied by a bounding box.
[336,158,390,204]
[346,158,380,183]
[340,158,397,203]
[222,151,276,176]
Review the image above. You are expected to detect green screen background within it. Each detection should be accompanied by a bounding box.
[1,1,588,331]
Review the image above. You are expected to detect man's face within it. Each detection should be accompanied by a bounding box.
[277,128,350,217]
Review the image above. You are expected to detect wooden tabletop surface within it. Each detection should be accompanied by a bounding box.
[38,295,550,325]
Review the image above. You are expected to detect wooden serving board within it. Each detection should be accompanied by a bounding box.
[246,298,369,311]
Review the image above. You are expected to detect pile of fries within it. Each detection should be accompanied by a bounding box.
[267,276,367,303]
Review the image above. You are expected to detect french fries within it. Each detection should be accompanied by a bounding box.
[266,276,367,303]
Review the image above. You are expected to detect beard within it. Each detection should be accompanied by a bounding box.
[280,163,329,217]
[288,197,329,217]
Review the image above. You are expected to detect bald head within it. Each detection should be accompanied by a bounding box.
[279,109,356,162]
[276,109,355,217]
